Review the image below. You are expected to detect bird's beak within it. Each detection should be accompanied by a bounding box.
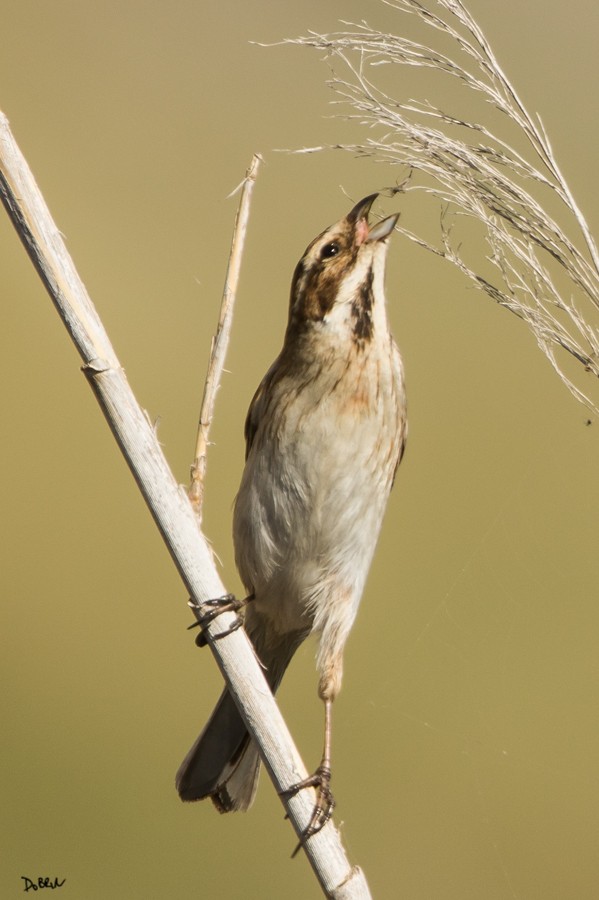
[365,213,399,243]
[347,193,379,224]
[347,194,398,244]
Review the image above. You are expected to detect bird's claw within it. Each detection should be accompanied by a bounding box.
[187,593,248,646]
[280,764,336,857]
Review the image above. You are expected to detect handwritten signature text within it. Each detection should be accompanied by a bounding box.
[21,876,66,892]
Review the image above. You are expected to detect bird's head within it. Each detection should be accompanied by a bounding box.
[286,194,399,349]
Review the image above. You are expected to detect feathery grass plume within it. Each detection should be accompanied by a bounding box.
[284,0,599,412]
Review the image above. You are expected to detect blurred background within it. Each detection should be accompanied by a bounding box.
[1,1,598,897]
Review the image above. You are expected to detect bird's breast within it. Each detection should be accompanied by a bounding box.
[232,335,406,634]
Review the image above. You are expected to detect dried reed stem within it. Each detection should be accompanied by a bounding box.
[0,113,371,899]
[283,0,599,413]
[189,153,262,522]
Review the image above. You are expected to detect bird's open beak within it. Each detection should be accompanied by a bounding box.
[347,193,398,243]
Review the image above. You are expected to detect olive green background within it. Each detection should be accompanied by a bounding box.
[1,1,598,898]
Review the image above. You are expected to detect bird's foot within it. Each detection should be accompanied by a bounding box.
[280,764,336,857]
[187,593,254,646]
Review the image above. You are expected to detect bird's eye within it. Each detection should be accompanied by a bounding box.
[320,241,340,260]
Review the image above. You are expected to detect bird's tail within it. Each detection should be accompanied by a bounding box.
[176,625,305,812]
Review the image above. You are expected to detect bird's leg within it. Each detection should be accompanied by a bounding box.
[187,593,255,646]
[281,698,336,854]
[306,697,335,835]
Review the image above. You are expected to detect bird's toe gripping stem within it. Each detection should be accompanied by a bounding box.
[280,764,336,856]
[187,593,252,646]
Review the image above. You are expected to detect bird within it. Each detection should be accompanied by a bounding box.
[176,192,407,840]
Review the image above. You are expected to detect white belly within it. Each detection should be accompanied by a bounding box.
[233,343,405,639]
